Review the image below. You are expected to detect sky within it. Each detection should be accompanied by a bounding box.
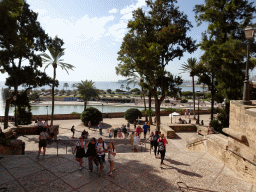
[1,0,255,82]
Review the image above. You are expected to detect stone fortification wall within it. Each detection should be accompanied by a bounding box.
[187,100,256,185]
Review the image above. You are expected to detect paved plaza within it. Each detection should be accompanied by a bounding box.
[0,115,255,191]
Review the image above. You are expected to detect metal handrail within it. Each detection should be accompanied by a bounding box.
[226,148,256,167]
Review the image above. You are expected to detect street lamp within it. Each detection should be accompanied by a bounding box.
[241,26,255,105]
[13,95,17,126]
[197,97,200,125]
[171,102,174,124]
[46,106,48,120]
[102,104,104,122]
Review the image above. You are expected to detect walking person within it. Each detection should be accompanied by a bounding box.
[73,137,86,170]
[127,122,130,130]
[149,132,154,151]
[153,131,159,157]
[88,121,91,130]
[37,128,49,158]
[142,122,149,139]
[133,132,140,152]
[113,129,118,139]
[123,126,128,138]
[136,125,142,137]
[109,130,113,139]
[117,130,123,139]
[130,132,134,150]
[98,123,103,136]
[96,137,108,175]
[158,134,168,167]
[108,141,116,176]
[71,125,75,138]
[85,137,99,172]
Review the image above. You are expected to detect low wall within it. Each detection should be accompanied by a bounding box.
[0,139,25,155]
[170,124,197,132]
[187,133,256,185]
[160,124,175,139]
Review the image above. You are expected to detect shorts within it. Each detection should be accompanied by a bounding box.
[97,155,105,164]
[134,145,138,149]
[39,139,47,148]
[144,131,147,135]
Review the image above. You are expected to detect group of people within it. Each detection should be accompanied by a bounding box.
[108,124,129,139]
[73,137,116,176]
[135,122,150,139]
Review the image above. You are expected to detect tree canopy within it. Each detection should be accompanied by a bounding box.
[116,0,195,129]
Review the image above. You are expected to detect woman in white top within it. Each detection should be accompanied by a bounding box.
[73,137,86,170]
[108,141,116,175]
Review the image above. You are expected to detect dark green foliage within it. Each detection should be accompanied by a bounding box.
[210,120,223,133]
[205,92,211,98]
[165,100,170,103]
[14,91,32,125]
[115,89,125,93]
[80,107,102,126]
[182,91,193,97]
[16,107,32,125]
[145,109,154,117]
[249,83,256,100]
[180,99,188,103]
[130,88,140,93]
[106,89,112,94]
[124,108,142,123]
[162,108,185,112]
[29,92,39,101]
[70,112,80,115]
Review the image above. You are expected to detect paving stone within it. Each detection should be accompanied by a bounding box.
[0,170,15,185]
[8,163,45,179]
[17,169,57,191]
[47,161,79,178]
[77,177,110,192]
[29,178,75,192]
[1,156,34,169]
[61,170,98,189]
[36,155,70,168]
[0,180,25,192]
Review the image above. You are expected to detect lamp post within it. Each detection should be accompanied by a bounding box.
[102,104,104,123]
[13,95,17,126]
[46,106,48,120]
[241,26,255,105]
[171,102,173,124]
[196,97,200,125]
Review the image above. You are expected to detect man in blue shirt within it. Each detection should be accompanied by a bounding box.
[98,123,103,135]
[143,122,149,139]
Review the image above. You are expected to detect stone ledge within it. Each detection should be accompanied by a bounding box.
[222,128,247,144]
[0,139,25,155]
[160,124,175,139]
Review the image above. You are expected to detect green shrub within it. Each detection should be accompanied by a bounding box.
[70,112,80,115]
[145,109,154,116]
[162,108,186,112]
[180,99,188,103]
[0,137,10,145]
[80,107,102,126]
[102,94,106,98]
[210,119,222,133]
[165,100,170,103]
[124,108,142,123]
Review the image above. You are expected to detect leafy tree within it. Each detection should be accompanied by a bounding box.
[116,0,195,129]
[120,84,124,91]
[130,88,140,93]
[80,107,102,126]
[194,0,256,124]
[124,108,142,123]
[106,89,112,94]
[64,82,69,91]
[0,0,53,128]
[41,36,75,125]
[180,58,198,119]
[75,80,99,111]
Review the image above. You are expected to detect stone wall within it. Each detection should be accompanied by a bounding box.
[187,100,256,185]
[0,139,24,155]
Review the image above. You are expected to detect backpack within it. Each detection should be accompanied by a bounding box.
[96,141,107,162]
[158,140,165,151]
[153,134,159,142]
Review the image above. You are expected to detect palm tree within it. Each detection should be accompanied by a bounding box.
[41,36,75,125]
[64,82,69,91]
[120,84,124,91]
[75,80,99,111]
[180,57,198,119]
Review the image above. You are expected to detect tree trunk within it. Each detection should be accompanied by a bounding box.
[4,98,11,129]
[51,66,56,126]
[192,76,196,119]
[84,101,87,111]
[211,90,215,121]
[148,91,152,125]
[143,93,148,122]
[155,97,161,130]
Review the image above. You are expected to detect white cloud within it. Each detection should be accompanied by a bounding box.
[109,8,118,14]
[107,0,147,42]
